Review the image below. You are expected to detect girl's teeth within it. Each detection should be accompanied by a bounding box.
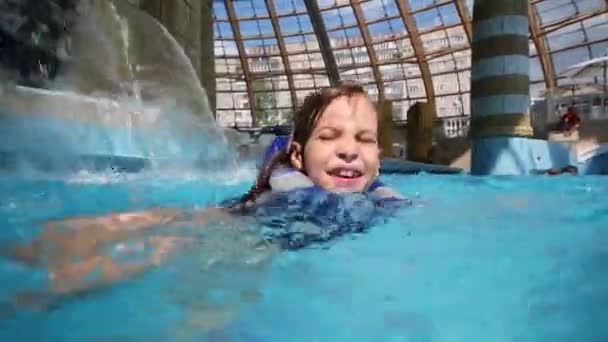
[336,170,357,178]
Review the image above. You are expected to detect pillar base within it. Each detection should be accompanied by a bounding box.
[471,137,575,175]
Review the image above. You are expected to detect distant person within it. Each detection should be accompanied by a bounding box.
[555,105,581,136]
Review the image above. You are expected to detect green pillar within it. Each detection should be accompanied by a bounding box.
[470,0,534,175]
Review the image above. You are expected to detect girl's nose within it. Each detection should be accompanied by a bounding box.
[336,138,359,162]
[337,151,358,163]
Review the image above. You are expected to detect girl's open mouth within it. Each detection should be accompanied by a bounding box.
[327,168,363,179]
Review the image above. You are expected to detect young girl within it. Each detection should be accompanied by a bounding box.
[8,82,408,302]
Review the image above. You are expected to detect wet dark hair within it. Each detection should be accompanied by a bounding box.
[234,82,367,207]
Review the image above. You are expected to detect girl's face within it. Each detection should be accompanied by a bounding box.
[290,94,380,192]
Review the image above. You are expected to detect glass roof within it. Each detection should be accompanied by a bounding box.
[213,0,608,127]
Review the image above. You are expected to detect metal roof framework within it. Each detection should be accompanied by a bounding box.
[213,0,608,125]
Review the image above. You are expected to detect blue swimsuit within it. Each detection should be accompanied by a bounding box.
[227,136,410,250]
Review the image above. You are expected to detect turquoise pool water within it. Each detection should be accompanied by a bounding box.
[0,170,607,341]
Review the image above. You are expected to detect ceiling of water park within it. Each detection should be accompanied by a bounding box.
[208,0,607,127]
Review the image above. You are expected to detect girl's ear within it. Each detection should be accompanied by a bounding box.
[290,142,304,171]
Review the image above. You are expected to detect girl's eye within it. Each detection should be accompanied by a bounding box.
[319,135,334,140]
[359,136,377,143]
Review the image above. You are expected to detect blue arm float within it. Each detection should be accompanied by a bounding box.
[262,135,291,167]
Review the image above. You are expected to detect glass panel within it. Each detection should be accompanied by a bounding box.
[317,0,337,9]
[404,64,422,78]
[333,46,370,66]
[216,94,234,109]
[344,27,364,46]
[275,91,293,108]
[413,8,439,32]
[437,3,461,26]
[214,40,239,56]
[216,79,248,92]
[433,73,460,95]
[252,108,284,126]
[583,15,608,43]
[288,52,325,70]
[253,91,277,110]
[238,19,274,38]
[361,0,398,22]
[275,0,307,14]
[577,0,606,13]
[243,39,279,56]
[529,40,537,56]
[458,71,470,92]
[380,64,405,81]
[446,26,468,49]
[334,47,370,66]
[368,21,395,40]
[219,109,252,127]
[314,75,331,87]
[395,37,415,59]
[293,74,314,88]
[461,93,471,115]
[284,35,320,53]
[530,57,544,83]
[420,30,450,55]
[216,110,233,126]
[302,34,321,51]
[321,7,357,30]
[322,27,363,49]
[392,99,411,120]
[248,57,284,73]
[335,48,354,66]
[464,0,473,18]
[551,46,591,75]
[215,22,233,39]
[215,58,242,74]
[213,1,228,19]
[374,41,401,62]
[546,22,585,52]
[292,74,330,90]
[428,54,457,74]
[252,88,293,122]
[255,76,290,90]
[216,78,232,92]
[384,80,406,100]
[341,67,374,82]
[216,92,249,109]
[279,14,314,35]
[234,0,269,17]
[405,78,426,98]
[530,82,547,99]
[328,29,347,48]
[436,95,465,117]
[365,83,379,102]
[453,49,471,70]
[590,41,608,58]
[296,90,313,105]
[536,0,576,27]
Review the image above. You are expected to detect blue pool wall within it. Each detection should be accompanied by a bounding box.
[472,137,608,175]
[0,107,234,173]
[581,149,608,175]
